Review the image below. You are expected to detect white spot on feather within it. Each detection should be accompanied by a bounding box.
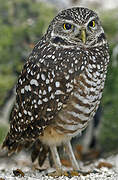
[24,110,27,115]
[38,99,42,105]
[48,86,52,92]
[41,74,46,81]
[55,81,60,88]
[30,79,39,86]
[18,112,22,117]
[37,74,40,79]
[43,97,48,102]
[25,85,31,91]
[21,88,25,94]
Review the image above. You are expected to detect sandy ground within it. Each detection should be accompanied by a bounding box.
[0,151,118,180]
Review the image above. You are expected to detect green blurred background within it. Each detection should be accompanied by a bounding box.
[0,0,118,153]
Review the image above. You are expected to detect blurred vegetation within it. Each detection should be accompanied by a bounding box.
[99,9,118,152]
[0,0,56,144]
[0,0,56,107]
[0,1,118,152]
[0,124,9,144]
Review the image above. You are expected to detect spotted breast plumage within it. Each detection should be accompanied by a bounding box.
[2,7,109,173]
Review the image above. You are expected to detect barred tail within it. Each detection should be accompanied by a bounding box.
[31,139,49,167]
[2,133,50,167]
[2,132,23,156]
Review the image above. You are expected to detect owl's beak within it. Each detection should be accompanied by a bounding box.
[81,29,86,44]
[74,28,86,44]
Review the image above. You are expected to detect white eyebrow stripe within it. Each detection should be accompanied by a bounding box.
[61,19,74,24]
[62,17,98,28]
[61,20,82,29]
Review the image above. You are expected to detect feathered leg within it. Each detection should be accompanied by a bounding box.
[50,146,62,170]
[48,143,80,177]
[64,141,80,170]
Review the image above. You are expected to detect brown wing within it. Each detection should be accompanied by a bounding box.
[2,38,84,154]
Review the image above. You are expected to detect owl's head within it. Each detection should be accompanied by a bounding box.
[47,7,107,47]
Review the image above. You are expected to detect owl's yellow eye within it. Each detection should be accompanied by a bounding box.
[63,23,73,30]
[88,20,96,28]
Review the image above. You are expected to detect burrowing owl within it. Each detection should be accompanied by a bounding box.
[3,7,109,173]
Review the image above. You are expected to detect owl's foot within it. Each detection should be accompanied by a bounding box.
[46,168,94,177]
[46,168,99,177]
[47,169,79,177]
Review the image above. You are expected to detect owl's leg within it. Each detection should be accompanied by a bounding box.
[48,142,81,177]
[50,145,62,171]
[48,145,74,177]
[64,141,80,170]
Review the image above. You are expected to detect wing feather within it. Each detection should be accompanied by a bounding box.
[2,38,84,152]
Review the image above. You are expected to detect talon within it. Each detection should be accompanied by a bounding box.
[48,170,81,177]
[66,171,72,178]
[69,170,80,176]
